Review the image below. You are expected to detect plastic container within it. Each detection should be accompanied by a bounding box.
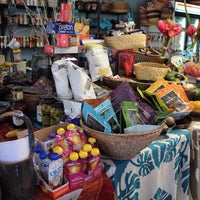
[65,152,82,174]
[13,49,22,62]
[48,152,63,189]
[38,150,51,181]
[88,148,100,173]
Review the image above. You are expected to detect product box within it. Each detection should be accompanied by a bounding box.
[65,162,102,190]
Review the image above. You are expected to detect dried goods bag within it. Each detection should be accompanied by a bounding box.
[110,81,156,124]
[83,40,113,82]
[51,59,73,99]
[66,60,96,101]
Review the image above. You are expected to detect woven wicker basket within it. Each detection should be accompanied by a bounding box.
[134,62,170,81]
[134,51,163,63]
[104,34,146,50]
[102,76,151,90]
[80,119,164,160]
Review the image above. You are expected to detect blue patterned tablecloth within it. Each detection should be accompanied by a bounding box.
[102,129,190,200]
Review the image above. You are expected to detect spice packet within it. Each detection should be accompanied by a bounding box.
[145,78,169,93]
[120,101,142,132]
[94,99,120,133]
[155,83,193,112]
[110,81,156,124]
[82,102,112,133]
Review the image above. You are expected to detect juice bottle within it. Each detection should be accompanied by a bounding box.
[48,152,63,189]
[64,152,82,174]
[88,137,97,147]
[79,149,88,173]
[38,150,51,181]
[88,148,101,174]
[83,143,92,156]
[33,145,43,169]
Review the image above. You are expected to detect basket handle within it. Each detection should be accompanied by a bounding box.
[0,111,35,155]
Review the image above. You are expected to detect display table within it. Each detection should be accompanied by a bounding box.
[102,129,190,200]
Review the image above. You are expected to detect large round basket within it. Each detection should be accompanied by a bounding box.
[134,62,170,82]
[80,120,164,160]
[102,76,151,90]
[104,34,146,51]
[134,51,163,63]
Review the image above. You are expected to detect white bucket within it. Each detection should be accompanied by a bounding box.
[0,136,30,164]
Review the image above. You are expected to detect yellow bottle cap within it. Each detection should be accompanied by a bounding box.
[83,144,92,152]
[91,148,100,156]
[67,123,76,130]
[88,137,96,144]
[79,150,88,159]
[69,152,79,161]
[57,127,65,135]
[53,146,63,155]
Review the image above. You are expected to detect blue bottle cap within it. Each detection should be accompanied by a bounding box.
[49,152,59,161]
[34,145,43,154]
[39,151,48,160]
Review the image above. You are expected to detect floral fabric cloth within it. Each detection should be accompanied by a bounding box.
[102,129,190,200]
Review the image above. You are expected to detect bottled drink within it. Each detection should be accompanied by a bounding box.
[38,150,51,181]
[48,152,63,189]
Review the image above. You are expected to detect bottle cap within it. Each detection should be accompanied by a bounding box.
[52,146,64,155]
[69,152,79,161]
[88,137,96,144]
[91,148,100,156]
[57,127,65,135]
[79,150,88,159]
[49,152,59,161]
[83,143,92,152]
[39,151,48,160]
[67,123,76,130]
[34,145,43,154]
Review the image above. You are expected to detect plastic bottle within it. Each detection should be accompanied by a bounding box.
[33,145,43,168]
[88,148,101,174]
[48,152,63,189]
[65,152,82,174]
[83,143,92,156]
[38,150,51,181]
[79,149,88,173]
[88,137,97,147]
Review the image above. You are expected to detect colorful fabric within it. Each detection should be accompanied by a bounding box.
[102,129,190,200]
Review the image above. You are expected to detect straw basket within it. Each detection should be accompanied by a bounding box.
[80,120,164,160]
[134,62,170,82]
[104,34,146,50]
[102,76,151,90]
[134,51,163,63]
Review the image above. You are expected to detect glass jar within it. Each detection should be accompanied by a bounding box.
[50,102,64,126]
[13,49,22,62]
[41,96,56,128]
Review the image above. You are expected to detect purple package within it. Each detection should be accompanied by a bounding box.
[110,81,156,124]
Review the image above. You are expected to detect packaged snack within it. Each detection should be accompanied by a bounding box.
[83,40,113,82]
[155,83,193,112]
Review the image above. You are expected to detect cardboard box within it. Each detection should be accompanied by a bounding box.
[64,162,102,190]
